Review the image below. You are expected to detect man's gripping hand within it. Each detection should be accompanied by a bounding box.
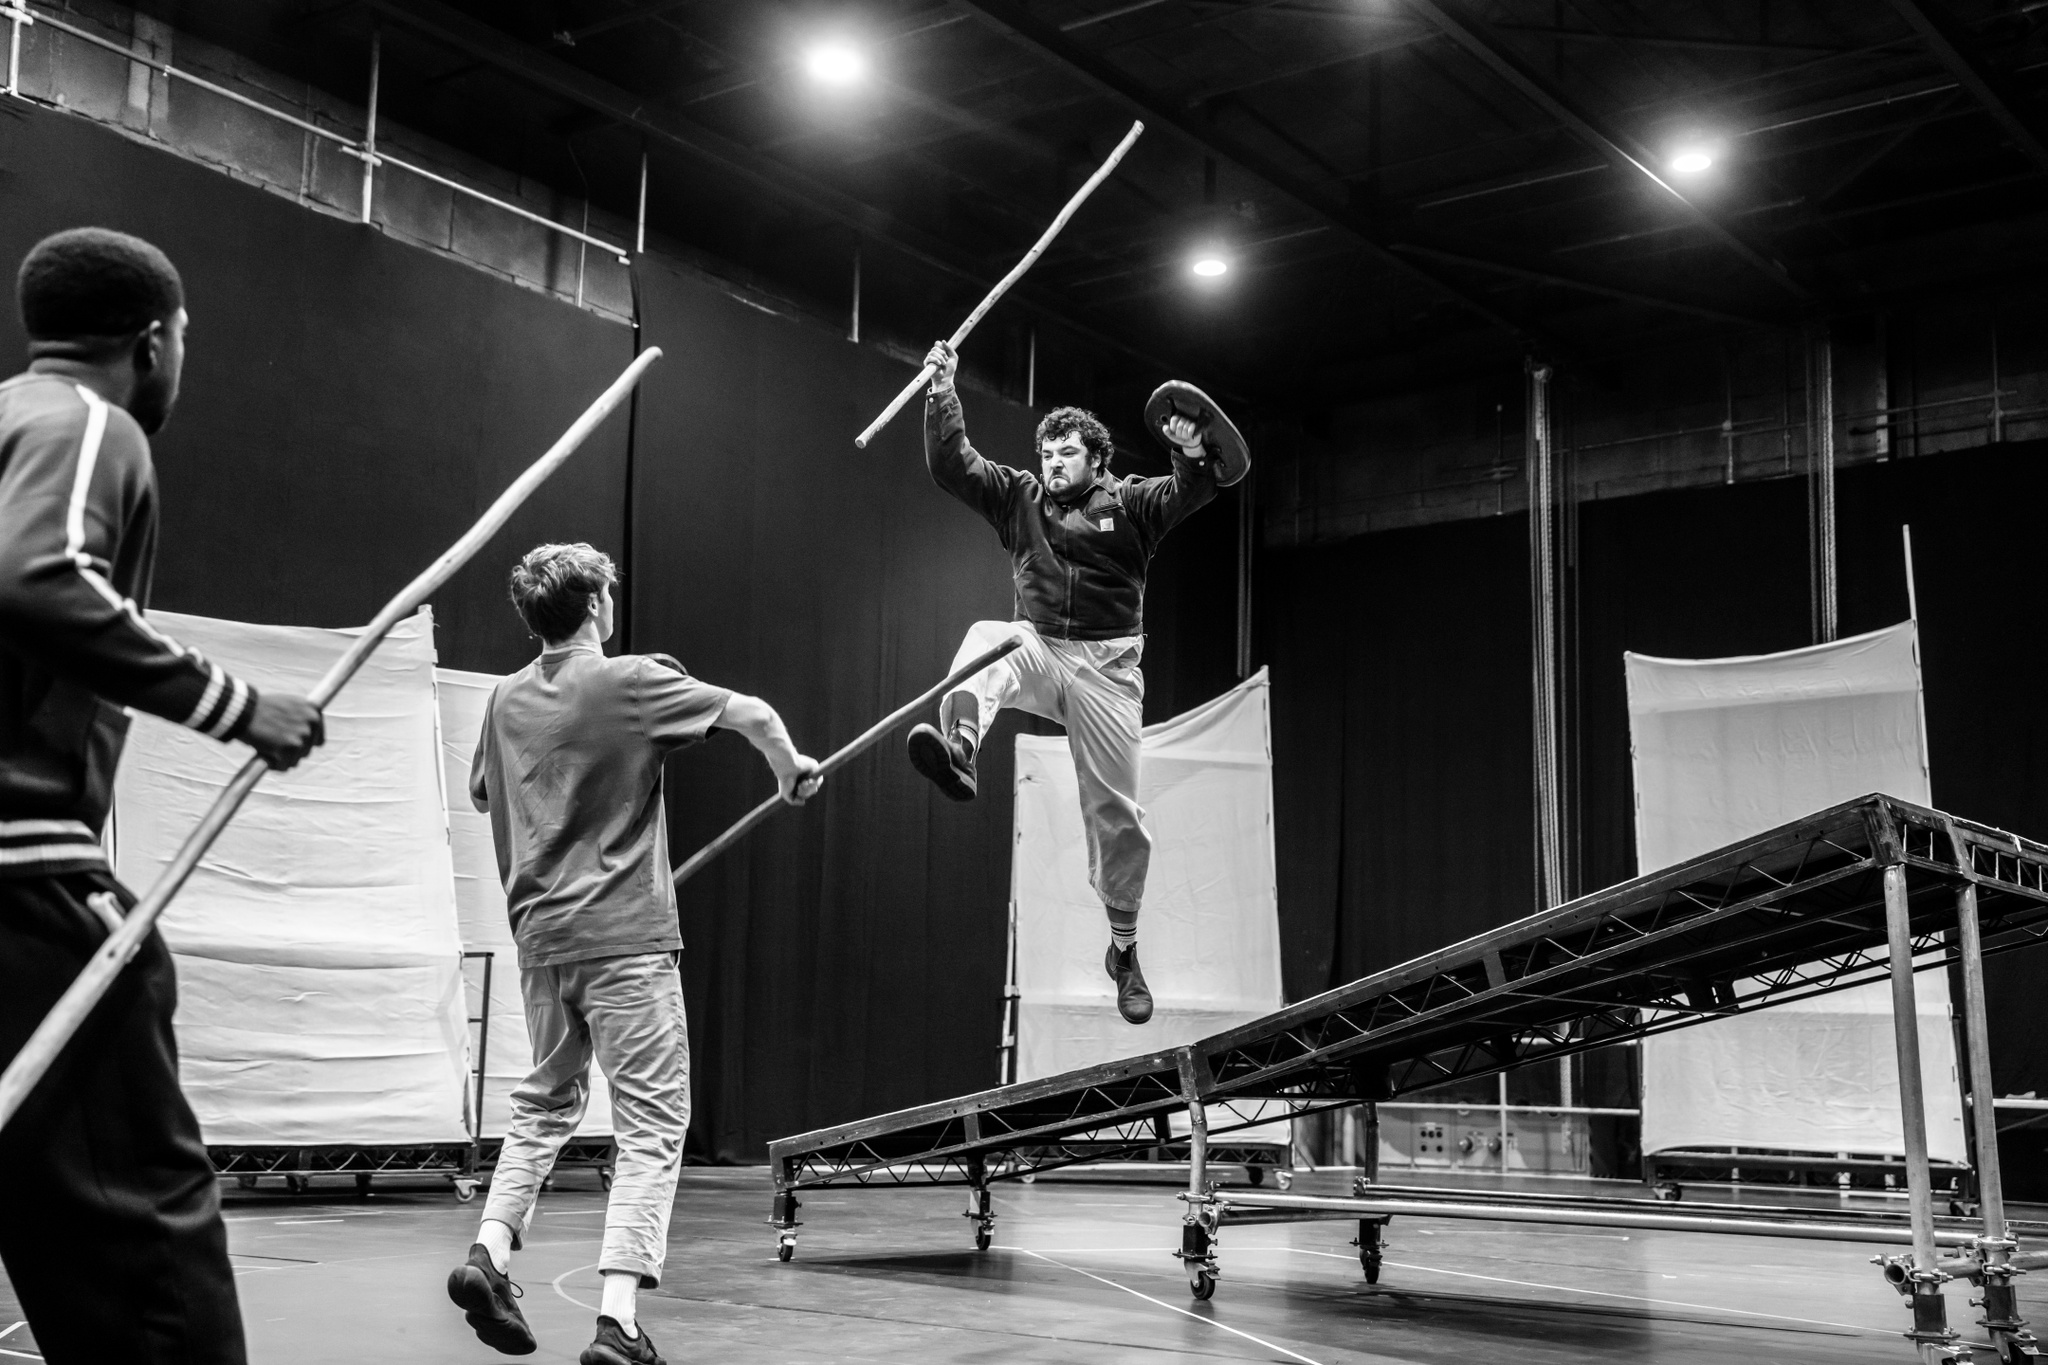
[779,754,824,806]
[925,340,958,393]
[1161,412,1207,458]
[242,692,325,771]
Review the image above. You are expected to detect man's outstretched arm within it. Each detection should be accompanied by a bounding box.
[715,694,824,805]
[922,340,1019,530]
[1123,411,1219,540]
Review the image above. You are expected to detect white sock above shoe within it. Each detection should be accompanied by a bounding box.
[1110,926,1136,952]
[600,1270,639,1337]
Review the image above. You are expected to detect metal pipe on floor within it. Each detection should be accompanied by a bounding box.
[1210,1191,1981,1245]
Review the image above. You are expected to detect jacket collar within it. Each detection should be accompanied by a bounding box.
[1050,476,1124,514]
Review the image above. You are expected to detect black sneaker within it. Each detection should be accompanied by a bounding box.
[580,1316,666,1365]
[1105,943,1154,1024]
[907,723,977,801]
[446,1243,536,1355]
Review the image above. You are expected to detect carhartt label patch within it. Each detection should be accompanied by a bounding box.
[1098,517,1114,531]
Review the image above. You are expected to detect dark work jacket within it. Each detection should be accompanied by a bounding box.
[925,386,1217,640]
[0,373,255,875]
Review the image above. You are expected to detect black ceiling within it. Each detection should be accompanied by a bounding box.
[140,0,2048,407]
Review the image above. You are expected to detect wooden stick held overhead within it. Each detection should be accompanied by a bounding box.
[672,635,1024,888]
[0,346,665,1134]
[854,120,1145,449]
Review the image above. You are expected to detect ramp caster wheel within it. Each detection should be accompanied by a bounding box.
[453,1179,479,1203]
[236,1174,259,1190]
[355,1172,373,1194]
[1190,1269,1217,1301]
[1653,1182,1681,1202]
[1248,1165,1265,1187]
[974,1224,992,1251]
[600,1168,615,1192]
[285,1174,309,1197]
[1275,1170,1294,1191]
[776,1236,796,1263]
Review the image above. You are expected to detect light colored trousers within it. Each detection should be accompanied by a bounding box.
[952,619,1151,914]
[481,951,689,1286]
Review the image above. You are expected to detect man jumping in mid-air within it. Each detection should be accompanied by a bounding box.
[906,340,1246,1025]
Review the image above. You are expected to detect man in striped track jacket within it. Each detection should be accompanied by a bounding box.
[0,227,322,1365]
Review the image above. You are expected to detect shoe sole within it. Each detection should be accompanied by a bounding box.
[907,727,976,802]
[580,1344,665,1365]
[447,1264,538,1356]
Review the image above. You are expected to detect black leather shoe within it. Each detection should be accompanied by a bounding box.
[907,723,977,801]
[1105,943,1154,1024]
[446,1243,537,1355]
[580,1315,666,1365]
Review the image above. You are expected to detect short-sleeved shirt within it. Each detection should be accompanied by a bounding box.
[470,644,731,967]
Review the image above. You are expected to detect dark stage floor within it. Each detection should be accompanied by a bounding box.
[2,1167,2038,1363]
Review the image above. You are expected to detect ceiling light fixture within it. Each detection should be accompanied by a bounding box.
[804,42,866,85]
[1669,147,1714,175]
[1191,256,1229,278]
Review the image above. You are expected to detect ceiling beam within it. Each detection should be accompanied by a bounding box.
[1886,0,2048,176]
[1403,0,1818,306]
[948,0,1548,345]
[1390,245,1773,327]
[353,0,1192,380]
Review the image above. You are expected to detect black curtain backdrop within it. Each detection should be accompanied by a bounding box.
[0,103,632,671]
[1263,438,2048,1117]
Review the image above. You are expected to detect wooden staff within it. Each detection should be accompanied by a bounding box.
[0,347,665,1132]
[672,635,1023,888]
[854,120,1145,449]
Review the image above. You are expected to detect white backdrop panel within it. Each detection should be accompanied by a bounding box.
[1014,669,1282,1085]
[437,669,613,1138]
[1627,621,1965,1163]
[114,609,470,1146]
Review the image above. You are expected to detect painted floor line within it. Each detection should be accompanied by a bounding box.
[0,1325,18,1342]
[553,1261,602,1313]
[1303,1251,1887,1336]
[0,1347,40,1361]
[1010,1246,1328,1365]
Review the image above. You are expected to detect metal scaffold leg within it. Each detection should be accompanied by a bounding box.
[1874,863,1968,1365]
[965,1155,994,1251]
[1957,883,2041,1363]
[771,1158,802,1263]
[1177,1094,1219,1300]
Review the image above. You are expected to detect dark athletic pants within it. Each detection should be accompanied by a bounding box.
[0,871,245,1365]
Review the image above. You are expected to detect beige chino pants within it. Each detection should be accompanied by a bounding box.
[951,619,1151,914]
[481,950,689,1286]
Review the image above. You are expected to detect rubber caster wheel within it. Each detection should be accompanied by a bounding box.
[1361,1256,1382,1285]
[600,1168,615,1192]
[1275,1170,1294,1191]
[453,1179,479,1203]
[354,1172,373,1194]
[1248,1165,1265,1187]
[777,1240,795,1262]
[1190,1270,1217,1301]
[1653,1182,1682,1203]
[236,1174,259,1191]
[284,1174,309,1197]
[974,1225,992,1252]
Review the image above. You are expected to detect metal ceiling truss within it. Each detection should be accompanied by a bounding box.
[1887,0,2048,177]
[353,0,1198,381]
[770,796,2048,1206]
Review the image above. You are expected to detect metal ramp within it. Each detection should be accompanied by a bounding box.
[768,795,2048,1361]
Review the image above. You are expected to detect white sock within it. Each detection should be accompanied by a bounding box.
[1110,925,1136,951]
[476,1218,515,1274]
[600,1270,639,1336]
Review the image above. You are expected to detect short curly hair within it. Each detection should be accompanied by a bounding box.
[508,542,616,645]
[18,227,184,342]
[1035,405,1113,473]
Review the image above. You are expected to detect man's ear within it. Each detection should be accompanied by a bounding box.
[131,321,163,377]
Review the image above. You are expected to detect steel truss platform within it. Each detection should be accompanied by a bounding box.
[769,796,2048,1362]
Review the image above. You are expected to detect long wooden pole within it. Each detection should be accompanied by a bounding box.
[672,635,1023,888]
[853,120,1144,449]
[0,346,665,1133]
